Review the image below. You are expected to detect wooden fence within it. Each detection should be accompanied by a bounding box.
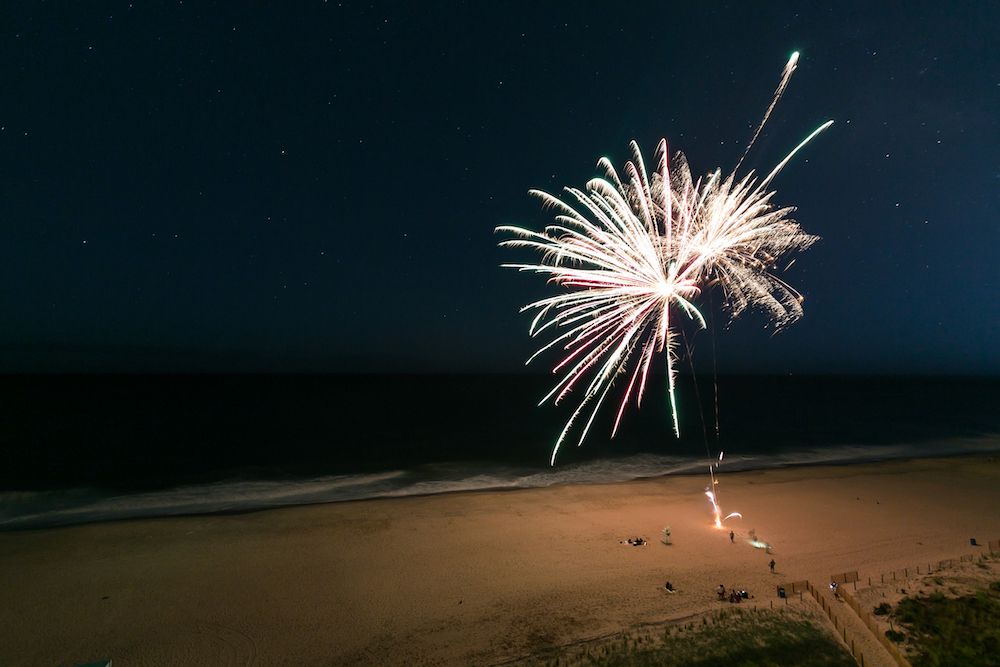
[803,580,883,667]
[777,544,999,666]
[837,585,912,667]
[830,571,859,586]
[865,551,989,585]
[776,580,809,599]
[823,544,1000,667]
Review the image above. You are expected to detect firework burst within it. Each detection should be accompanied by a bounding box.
[498,53,831,465]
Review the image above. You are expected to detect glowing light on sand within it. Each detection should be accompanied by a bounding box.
[498,53,830,466]
[706,486,722,528]
[705,463,744,528]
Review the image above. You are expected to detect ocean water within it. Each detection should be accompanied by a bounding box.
[2,374,999,530]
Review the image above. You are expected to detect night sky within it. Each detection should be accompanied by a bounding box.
[1,2,998,375]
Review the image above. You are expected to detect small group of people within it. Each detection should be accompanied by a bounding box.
[625,537,646,546]
[716,584,749,603]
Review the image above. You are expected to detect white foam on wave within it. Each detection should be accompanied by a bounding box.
[3,435,999,531]
[0,470,408,530]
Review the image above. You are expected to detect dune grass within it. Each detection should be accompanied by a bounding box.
[889,580,1000,667]
[531,607,856,667]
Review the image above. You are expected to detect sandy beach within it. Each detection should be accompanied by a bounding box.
[2,454,999,666]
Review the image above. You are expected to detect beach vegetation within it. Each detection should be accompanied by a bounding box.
[889,580,1000,667]
[873,602,892,616]
[528,608,855,666]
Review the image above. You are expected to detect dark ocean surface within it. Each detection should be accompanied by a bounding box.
[2,374,999,530]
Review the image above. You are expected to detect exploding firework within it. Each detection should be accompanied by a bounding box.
[497,53,831,466]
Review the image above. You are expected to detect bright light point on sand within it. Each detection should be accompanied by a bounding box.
[706,465,741,528]
[705,488,724,529]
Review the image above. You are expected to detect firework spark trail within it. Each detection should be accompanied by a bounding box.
[735,51,799,174]
[705,452,743,528]
[497,54,831,467]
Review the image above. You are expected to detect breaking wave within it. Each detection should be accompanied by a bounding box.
[3,435,999,531]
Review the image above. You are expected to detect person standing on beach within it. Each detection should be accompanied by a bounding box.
[729,531,734,543]
[769,559,775,573]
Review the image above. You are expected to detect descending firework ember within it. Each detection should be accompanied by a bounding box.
[497,53,831,465]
